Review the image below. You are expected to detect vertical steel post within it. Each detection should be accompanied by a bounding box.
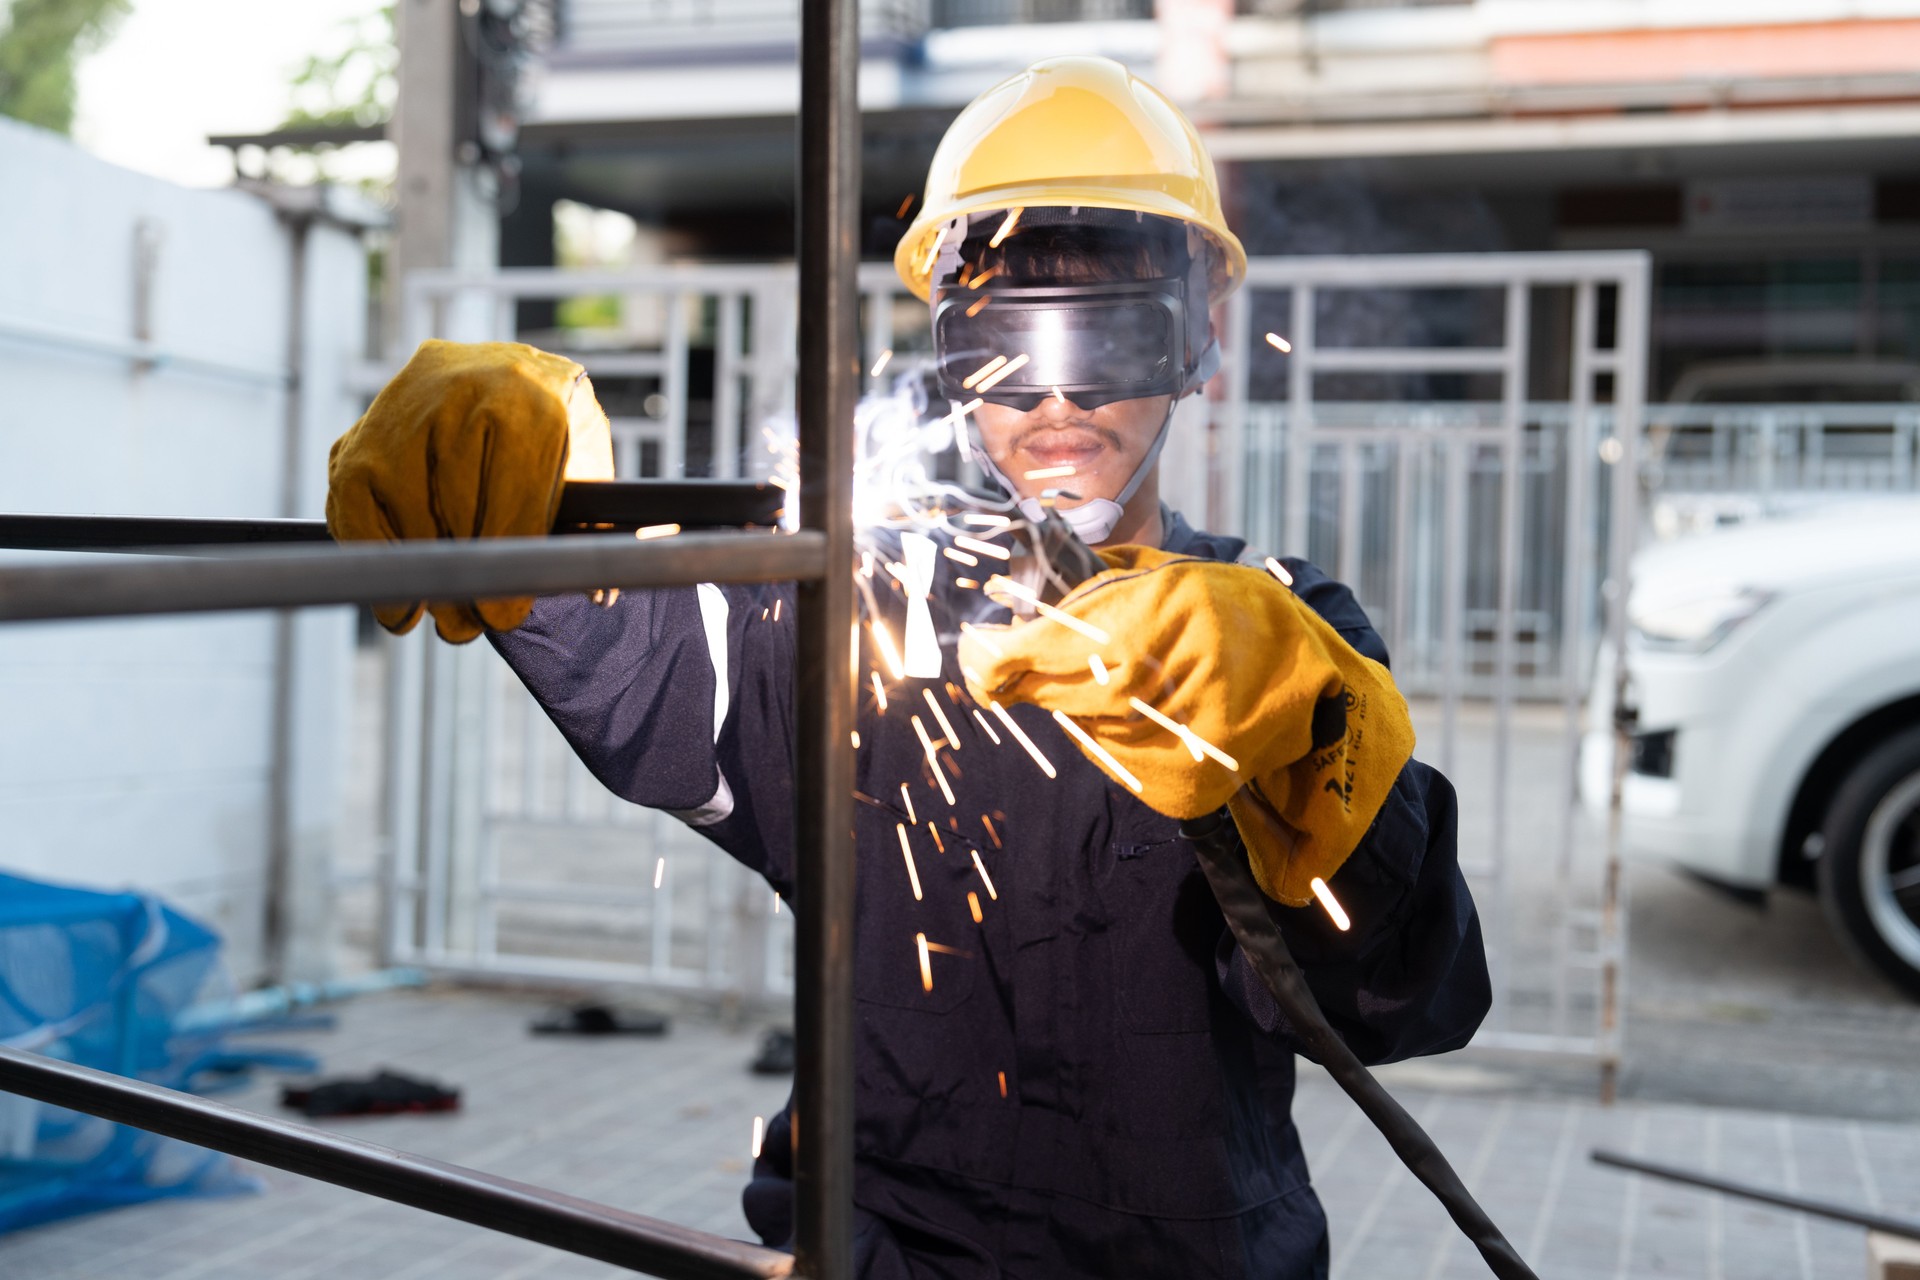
[794,0,860,1271]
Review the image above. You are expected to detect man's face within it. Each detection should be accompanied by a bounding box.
[972,393,1172,506]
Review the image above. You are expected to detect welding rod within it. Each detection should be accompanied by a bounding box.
[1592,1149,1920,1241]
[0,1046,792,1280]
[0,479,782,553]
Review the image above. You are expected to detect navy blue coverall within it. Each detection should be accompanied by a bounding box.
[490,507,1490,1279]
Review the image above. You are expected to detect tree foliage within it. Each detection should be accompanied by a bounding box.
[0,0,132,135]
[280,3,395,133]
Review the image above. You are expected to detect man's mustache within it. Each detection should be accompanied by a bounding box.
[1012,420,1125,452]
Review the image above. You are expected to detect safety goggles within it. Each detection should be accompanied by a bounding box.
[932,279,1190,412]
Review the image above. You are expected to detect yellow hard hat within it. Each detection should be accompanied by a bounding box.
[895,56,1246,303]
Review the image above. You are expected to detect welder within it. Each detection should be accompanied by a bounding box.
[327,56,1490,1280]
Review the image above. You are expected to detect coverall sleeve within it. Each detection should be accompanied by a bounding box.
[1214,559,1492,1065]
[487,584,801,896]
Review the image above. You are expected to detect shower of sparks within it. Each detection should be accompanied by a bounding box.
[1051,710,1142,792]
[1088,654,1110,685]
[912,716,958,805]
[1265,332,1292,353]
[870,349,893,378]
[1125,696,1240,772]
[998,1070,1008,1097]
[962,513,1011,528]
[1264,556,1294,587]
[1052,385,1066,405]
[973,354,1030,393]
[871,671,890,712]
[968,264,1001,290]
[953,535,1011,562]
[986,575,1111,644]
[896,193,915,219]
[989,207,1022,247]
[1310,877,1351,931]
[897,824,924,899]
[899,783,917,825]
[752,1115,766,1158]
[870,618,907,680]
[917,933,934,992]
[962,356,1008,390]
[965,294,992,318]
[945,546,979,567]
[971,708,1002,745]
[970,850,999,900]
[956,577,980,590]
[653,857,666,889]
[958,623,1004,658]
[927,822,945,853]
[1023,464,1076,480]
[922,688,963,749]
[635,523,681,540]
[968,891,984,923]
[982,814,1003,848]
[989,701,1056,778]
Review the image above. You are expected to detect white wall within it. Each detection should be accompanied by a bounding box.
[0,116,367,985]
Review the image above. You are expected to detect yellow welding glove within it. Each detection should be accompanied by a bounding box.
[959,547,1415,907]
[325,340,616,643]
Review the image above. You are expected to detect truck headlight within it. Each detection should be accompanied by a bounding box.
[1630,586,1773,654]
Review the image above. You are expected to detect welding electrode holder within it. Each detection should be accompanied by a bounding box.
[1179,808,1538,1280]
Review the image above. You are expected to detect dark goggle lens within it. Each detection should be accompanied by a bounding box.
[936,296,1179,407]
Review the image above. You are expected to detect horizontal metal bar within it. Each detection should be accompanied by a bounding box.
[0,530,825,624]
[0,1046,792,1280]
[1591,1149,1920,1242]
[0,482,782,554]
[1241,251,1650,290]
[1307,348,1511,373]
[0,312,289,387]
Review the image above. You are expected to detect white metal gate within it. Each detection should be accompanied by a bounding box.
[374,254,1648,1074]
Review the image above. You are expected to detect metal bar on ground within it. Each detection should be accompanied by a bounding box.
[0,530,826,623]
[792,0,860,1269]
[1591,1150,1920,1242]
[0,481,782,552]
[0,1046,793,1280]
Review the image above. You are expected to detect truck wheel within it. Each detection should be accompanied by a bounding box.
[1818,727,1920,1001]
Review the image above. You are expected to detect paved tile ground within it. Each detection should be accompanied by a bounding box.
[2,989,1914,1279]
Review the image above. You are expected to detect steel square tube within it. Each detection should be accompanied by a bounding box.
[0,530,825,624]
[0,1046,791,1280]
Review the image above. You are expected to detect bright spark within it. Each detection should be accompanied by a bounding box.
[752,1115,766,1158]
[896,193,915,219]
[897,823,923,900]
[1023,465,1076,480]
[871,671,889,712]
[986,575,1111,644]
[860,551,875,577]
[1051,710,1143,792]
[989,701,1056,779]
[968,891,984,923]
[973,353,1030,393]
[954,535,1011,562]
[772,892,782,915]
[944,546,979,567]
[635,523,681,540]
[922,688,963,750]
[917,933,934,992]
[1088,654,1110,685]
[927,822,945,853]
[971,708,1002,745]
[956,577,980,590]
[1310,877,1351,931]
[1126,696,1240,772]
[1052,385,1067,405]
[1265,332,1292,353]
[851,730,861,748]
[1264,556,1294,587]
[870,348,893,378]
[989,207,1022,247]
[912,716,957,805]
[998,1070,1008,1097]
[653,857,666,889]
[919,223,948,275]
[962,356,1009,390]
[970,849,999,900]
[870,618,907,680]
[968,264,1000,290]
[773,599,782,622]
[962,513,1011,528]
[965,294,992,318]
[981,814,1003,848]
[899,783,916,825]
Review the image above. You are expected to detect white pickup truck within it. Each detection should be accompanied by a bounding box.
[1583,498,1920,998]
